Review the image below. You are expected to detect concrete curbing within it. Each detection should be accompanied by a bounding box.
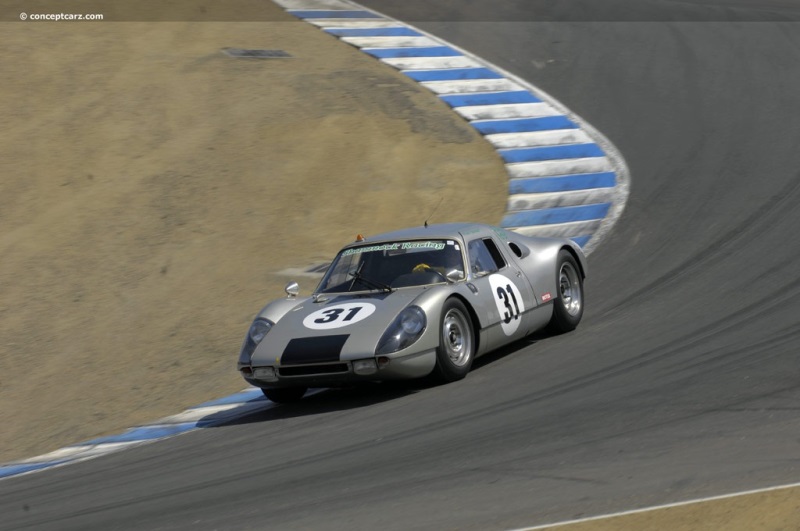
[275,0,630,255]
[0,388,274,480]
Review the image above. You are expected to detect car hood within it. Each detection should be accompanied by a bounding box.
[251,289,425,365]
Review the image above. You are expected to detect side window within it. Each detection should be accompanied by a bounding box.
[467,238,506,275]
[483,238,507,269]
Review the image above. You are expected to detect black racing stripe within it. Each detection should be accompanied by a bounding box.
[281,335,349,365]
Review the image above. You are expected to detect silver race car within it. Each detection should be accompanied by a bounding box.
[238,223,586,402]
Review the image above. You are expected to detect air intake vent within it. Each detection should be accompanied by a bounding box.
[279,364,349,376]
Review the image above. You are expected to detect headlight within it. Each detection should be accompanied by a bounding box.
[249,319,272,344]
[376,306,427,355]
[400,309,425,335]
[239,318,274,365]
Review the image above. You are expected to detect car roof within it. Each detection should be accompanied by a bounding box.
[341,222,502,250]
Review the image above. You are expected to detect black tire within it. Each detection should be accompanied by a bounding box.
[262,387,307,403]
[433,298,475,382]
[547,250,584,334]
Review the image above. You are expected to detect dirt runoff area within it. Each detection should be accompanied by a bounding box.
[0,0,507,463]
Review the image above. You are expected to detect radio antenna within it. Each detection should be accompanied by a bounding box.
[424,197,443,228]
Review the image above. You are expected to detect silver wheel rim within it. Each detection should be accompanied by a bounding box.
[442,309,471,367]
[559,262,582,316]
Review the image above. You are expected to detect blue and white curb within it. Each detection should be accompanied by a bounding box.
[275,0,630,255]
[0,388,273,480]
[0,0,631,481]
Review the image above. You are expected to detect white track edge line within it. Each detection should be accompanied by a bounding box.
[508,480,800,530]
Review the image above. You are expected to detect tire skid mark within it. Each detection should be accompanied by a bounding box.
[546,271,800,401]
[664,322,800,378]
[595,173,800,317]
[317,271,800,441]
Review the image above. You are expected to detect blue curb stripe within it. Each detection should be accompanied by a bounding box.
[324,27,422,37]
[278,0,628,250]
[403,67,503,82]
[440,91,541,107]
[509,172,617,194]
[74,423,199,446]
[502,203,612,227]
[472,116,578,135]
[0,460,70,479]
[499,143,605,164]
[287,10,380,19]
[363,46,462,58]
[0,385,277,481]
[190,389,266,408]
[571,235,593,247]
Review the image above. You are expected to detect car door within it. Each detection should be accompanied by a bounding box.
[466,236,537,348]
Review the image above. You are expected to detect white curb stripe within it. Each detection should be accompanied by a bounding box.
[507,158,614,179]
[341,36,439,47]
[15,442,141,464]
[0,387,273,481]
[281,0,629,247]
[452,102,559,121]
[157,403,253,424]
[382,56,483,69]
[306,18,399,27]
[486,130,593,149]
[506,220,603,239]
[420,79,527,94]
[278,0,353,7]
[508,188,618,211]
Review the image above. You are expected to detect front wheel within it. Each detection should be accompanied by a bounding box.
[262,387,307,403]
[433,298,475,382]
[547,250,584,334]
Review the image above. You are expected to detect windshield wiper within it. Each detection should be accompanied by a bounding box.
[348,270,393,293]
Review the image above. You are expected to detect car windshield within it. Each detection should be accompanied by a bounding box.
[316,239,465,293]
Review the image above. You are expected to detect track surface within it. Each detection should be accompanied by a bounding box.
[4,1,800,529]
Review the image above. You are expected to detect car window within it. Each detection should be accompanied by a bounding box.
[316,240,465,293]
[467,238,506,275]
[322,252,360,291]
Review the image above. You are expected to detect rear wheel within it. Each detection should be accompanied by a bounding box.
[262,387,307,403]
[433,298,474,382]
[547,250,584,334]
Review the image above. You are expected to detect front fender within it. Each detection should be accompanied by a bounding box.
[256,295,311,324]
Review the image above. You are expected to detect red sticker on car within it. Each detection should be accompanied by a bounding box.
[541,292,552,302]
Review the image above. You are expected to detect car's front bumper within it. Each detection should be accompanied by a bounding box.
[240,348,436,389]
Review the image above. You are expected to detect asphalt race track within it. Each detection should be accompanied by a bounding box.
[3,1,800,529]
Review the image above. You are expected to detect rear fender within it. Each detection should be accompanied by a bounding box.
[513,237,587,304]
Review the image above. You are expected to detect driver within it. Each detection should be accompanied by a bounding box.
[412,247,464,279]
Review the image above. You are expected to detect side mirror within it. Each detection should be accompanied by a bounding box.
[285,281,299,298]
[446,269,465,283]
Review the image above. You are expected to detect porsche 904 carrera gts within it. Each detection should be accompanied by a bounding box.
[238,223,586,402]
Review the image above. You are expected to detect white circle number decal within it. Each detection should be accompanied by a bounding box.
[303,302,376,330]
[488,274,525,336]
